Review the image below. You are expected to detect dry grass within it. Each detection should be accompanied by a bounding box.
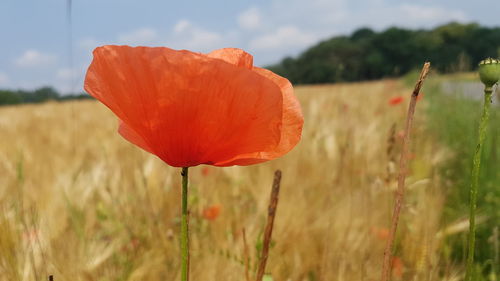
[0,79,457,281]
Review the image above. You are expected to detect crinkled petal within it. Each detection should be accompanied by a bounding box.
[118,120,154,154]
[207,48,253,69]
[84,46,284,167]
[213,67,303,166]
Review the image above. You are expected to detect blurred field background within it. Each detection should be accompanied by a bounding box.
[1,1,500,280]
[1,72,497,281]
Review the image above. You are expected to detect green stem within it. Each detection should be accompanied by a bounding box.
[181,167,189,281]
[465,87,492,281]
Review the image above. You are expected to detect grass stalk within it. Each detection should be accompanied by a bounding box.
[256,170,282,281]
[181,167,190,281]
[465,87,493,281]
[243,228,251,281]
[380,62,430,281]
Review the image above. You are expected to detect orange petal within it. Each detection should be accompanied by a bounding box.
[85,46,284,167]
[207,48,253,69]
[118,120,154,154]
[213,67,303,166]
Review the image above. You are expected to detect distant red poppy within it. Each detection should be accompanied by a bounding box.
[202,205,221,221]
[201,166,211,177]
[84,46,303,167]
[371,226,390,241]
[388,96,404,106]
[392,256,404,278]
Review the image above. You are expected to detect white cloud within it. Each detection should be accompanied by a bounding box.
[0,72,9,85]
[54,67,85,94]
[238,7,262,30]
[173,19,192,34]
[397,4,467,23]
[237,0,349,64]
[348,3,468,31]
[169,20,225,52]
[184,30,223,50]
[118,28,159,45]
[78,37,101,50]
[56,68,79,80]
[250,26,316,50]
[14,49,57,68]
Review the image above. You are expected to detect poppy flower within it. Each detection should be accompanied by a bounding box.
[371,226,390,241]
[388,96,404,106]
[391,256,404,278]
[201,166,211,177]
[202,205,221,221]
[84,46,303,167]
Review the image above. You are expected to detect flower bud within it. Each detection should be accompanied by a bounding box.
[478,58,500,88]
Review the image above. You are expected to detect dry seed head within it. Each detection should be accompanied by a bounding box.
[478,58,500,88]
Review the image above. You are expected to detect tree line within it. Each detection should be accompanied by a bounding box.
[267,22,500,84]
[0,87,90,106]
[1,22,499,106]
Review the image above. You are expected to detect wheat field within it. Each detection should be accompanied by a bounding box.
[0,79,459,281]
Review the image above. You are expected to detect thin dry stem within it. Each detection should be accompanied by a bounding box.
[242,228,251,281]
[385,123,397,183]
[380,62,431,281]
[256,170,282,281]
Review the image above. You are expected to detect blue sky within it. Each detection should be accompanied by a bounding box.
[0,0,498,94]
